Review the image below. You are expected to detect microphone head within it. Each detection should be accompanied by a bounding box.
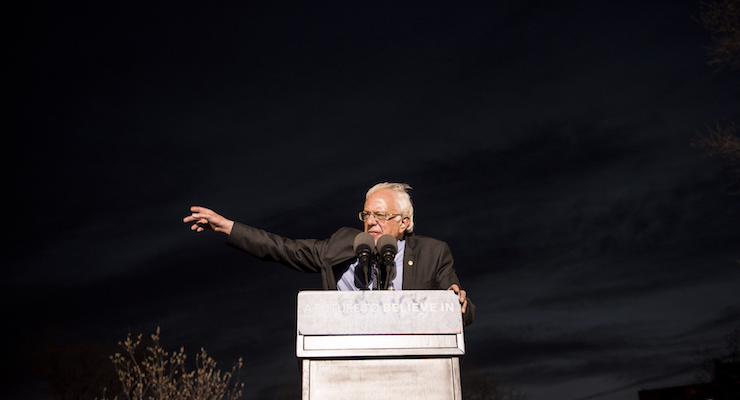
[353,232,375,252]
[377,234,397,254]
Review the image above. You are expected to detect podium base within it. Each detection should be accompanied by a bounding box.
[301,357,462,400]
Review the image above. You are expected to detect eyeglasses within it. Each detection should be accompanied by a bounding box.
[358,211,402,222]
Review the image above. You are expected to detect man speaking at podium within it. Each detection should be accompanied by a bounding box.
[183,182,475,326]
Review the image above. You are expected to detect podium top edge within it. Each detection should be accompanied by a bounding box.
[296,290,463,335]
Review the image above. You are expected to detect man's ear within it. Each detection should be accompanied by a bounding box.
[399,216,410,235]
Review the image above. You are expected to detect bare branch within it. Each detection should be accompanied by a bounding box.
[699,0,740,70]
[695,120,740,184]
[99,328,244,400]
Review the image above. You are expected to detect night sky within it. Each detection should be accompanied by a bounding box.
[6,1,740,399]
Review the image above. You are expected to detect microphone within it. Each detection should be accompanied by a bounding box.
[353,232,375,289]
[376,234,397,290]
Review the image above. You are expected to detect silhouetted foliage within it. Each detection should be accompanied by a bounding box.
[696,0,740,192]
[99,327,244,400]
[699,0,740,70]
[695,120,740,188]
[641,326,740,399]
[695,324,740,382]
[27,328,244,400]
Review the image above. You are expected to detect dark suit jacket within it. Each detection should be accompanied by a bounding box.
[226,222,475,325]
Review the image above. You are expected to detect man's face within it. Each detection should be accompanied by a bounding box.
[362,189,409,243]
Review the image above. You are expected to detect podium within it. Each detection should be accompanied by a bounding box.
[296,290,465,400]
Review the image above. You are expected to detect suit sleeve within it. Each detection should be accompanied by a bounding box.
[432,241,459,289]
[433,241,476,326]
[463,298,475,327]
[225,222,327,273]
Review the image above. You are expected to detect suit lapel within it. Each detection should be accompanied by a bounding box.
[402,235,415,290]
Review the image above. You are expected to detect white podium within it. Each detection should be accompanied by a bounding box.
[296,290,465,400]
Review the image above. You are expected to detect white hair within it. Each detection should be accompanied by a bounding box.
[365,182,414,233]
